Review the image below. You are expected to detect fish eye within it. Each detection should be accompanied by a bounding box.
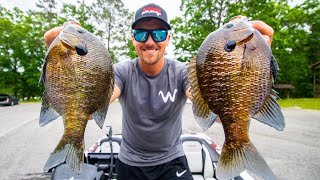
[225,23,233,29]
[224,40,236,52]
[77,29,85,34]
[75,43,88,56]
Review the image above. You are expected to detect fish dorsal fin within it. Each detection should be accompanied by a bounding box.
[187,58,218,130]
[252,89,285,131]
[39,92,60,127]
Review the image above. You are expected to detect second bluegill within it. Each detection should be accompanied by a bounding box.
[187,16,285,180]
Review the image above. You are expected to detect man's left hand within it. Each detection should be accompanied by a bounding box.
[250,20,274,46]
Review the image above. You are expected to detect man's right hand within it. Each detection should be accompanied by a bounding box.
[43,22,81,47]
[43,26,64,47]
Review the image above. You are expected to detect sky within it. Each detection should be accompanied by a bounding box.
[0,0,304,16]
[0,0,183,20]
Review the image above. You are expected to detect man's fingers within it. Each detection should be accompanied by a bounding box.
[44,26,64,47]
[251,20,274,46]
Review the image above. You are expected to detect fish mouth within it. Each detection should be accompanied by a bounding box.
[233,27,254,46]
[59,31,76,49]
[237,31,254,46]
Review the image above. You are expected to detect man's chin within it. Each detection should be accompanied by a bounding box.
[141,57,159,65]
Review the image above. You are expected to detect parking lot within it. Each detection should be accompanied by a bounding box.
[0,102,319,179]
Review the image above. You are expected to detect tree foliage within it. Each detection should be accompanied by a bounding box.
[170,0,231,62]
[0,0,318,99]
[89,0,133,63]
[0,0,133,99]
[170,0,319,97]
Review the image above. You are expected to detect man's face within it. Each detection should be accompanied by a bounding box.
[132,19,170,65]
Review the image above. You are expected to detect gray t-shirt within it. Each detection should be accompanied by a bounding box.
[114,58,189,166]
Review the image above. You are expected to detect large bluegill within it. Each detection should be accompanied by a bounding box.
[187,16,285,179]
[39,22,114,174]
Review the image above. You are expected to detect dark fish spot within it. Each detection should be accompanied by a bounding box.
[224,40,236,52]
[225,23,233,28]
[75,43,88,56]
[77,29,85,34]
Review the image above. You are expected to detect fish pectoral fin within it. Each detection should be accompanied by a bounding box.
[44,144,83,174]
[194,111,218,131]
[253,89,285,131]
[39,93,60,127]
[187,58,217,130]
[217,141,276,180]
[93,102,110,129]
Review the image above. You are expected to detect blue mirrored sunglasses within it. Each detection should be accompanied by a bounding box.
[133,29,168,42]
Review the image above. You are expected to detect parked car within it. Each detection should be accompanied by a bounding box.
[0,94,19,106]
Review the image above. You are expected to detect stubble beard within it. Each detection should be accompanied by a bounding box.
[140,46,162,65]
[140,55,161,65]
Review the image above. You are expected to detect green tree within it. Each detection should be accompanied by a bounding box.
[35,0,60,26]
[18,11,52,100]
[170,0,319,98]
[0,7,27,97]
[60,0,95,32]
[0,5,52,99]
[90,0,133,62]
[170,0,233,62]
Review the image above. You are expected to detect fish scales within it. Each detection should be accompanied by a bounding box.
[187,16,285,179]
[39,22,114,174]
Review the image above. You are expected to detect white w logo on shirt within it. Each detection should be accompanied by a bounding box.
[159,89,177,103]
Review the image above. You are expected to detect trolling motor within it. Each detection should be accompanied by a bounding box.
[106,126,114,180]
[89,125,121,179]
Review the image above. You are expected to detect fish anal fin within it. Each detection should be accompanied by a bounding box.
[187,58,218,130]
[253,89,285,131]
[93,102,110,129]
[39,92,60,127]
[217,141,276,180]
[93,76,114,129]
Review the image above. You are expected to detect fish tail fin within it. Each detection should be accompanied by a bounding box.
[217,141,276,180]
[44,141,83,174]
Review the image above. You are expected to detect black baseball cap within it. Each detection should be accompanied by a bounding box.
[131,3,171,30]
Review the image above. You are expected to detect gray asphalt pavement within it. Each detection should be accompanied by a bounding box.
[0,102,319,180]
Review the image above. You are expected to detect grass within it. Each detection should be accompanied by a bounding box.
[20,99,41,103]
[19,98,320,110]
[277,98,320,110]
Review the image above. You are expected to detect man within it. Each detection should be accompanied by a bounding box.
[44,3,274,180]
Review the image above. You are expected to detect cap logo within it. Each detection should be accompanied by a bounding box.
[142,6,162,16]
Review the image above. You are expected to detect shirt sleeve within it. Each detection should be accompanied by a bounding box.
[113,62,128,93]
[180,62,190,94]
